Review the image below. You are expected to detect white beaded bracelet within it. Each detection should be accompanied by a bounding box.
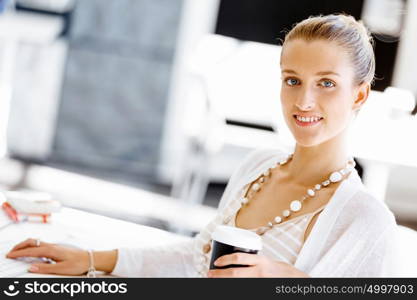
[86,250,97,278]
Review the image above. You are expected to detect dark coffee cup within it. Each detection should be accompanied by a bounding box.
[209,225,262,269]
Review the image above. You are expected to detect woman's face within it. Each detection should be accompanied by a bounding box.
[280,39,366,147]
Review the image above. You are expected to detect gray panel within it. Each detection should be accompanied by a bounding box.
[70,0,182,51]
[51,0,183,182]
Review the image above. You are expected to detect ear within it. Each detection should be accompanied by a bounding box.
[352,82,370,112]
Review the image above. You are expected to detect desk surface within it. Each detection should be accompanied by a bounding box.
[1,207,190,277]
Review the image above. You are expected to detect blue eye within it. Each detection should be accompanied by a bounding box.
[285,78,299,86]
[320,80,335,88]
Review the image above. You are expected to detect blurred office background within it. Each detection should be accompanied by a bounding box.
[0,0,417,236]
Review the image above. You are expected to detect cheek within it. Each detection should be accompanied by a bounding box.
[321,88,351,110]
[323,94,354,126]
[280,88,296,112]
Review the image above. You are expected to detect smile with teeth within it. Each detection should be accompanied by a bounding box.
[293,115,323,125]
[295,115,322,122]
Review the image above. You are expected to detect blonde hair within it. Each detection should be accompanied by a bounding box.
[282,14,375,86]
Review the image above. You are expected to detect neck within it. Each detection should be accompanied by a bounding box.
[284,132,351,187]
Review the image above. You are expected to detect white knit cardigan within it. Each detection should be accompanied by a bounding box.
[112,148,410,277]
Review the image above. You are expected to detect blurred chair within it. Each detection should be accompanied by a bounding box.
[383,87,415,119]
[351,86,417,202]
[170,34,290,208]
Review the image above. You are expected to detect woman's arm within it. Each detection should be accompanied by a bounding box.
[94,249,118,273]
[7,149,278,277]
[6,238,198,277]
[110,239,198,277]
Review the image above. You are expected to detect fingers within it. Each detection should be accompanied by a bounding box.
[9,238,48,252]
[29,261,87,276]
[209,253,265,278]
[208,266,257,278]
[6,246,59,261]
[29,262,65,275]
[214,253,264,267]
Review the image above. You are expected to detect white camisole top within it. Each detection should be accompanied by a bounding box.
[227,204,326,265]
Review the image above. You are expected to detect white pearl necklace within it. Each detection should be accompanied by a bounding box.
[239,154,356,235]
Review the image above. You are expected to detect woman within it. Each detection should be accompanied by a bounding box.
[6,14,398,277]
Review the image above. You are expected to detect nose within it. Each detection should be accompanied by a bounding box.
[295,87,315,111]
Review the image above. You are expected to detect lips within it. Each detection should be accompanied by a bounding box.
[293,114,323,127]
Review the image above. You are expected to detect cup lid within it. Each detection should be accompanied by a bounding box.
[211,225,262,250]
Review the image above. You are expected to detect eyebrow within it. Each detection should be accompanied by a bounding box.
[281,69,340,76]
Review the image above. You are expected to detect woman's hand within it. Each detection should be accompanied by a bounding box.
[207,253,309,278]
[6,238,91,276]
